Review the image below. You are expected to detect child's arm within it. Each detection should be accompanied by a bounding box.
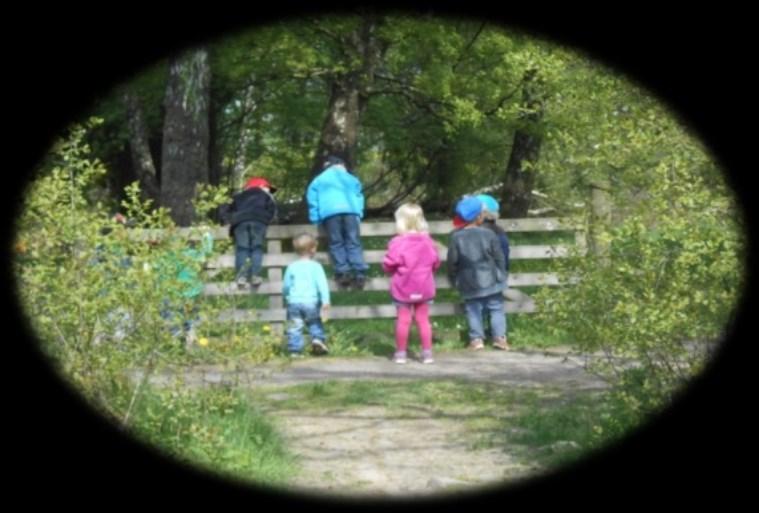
[282,266,292,297]
[501,233,510,272]
[265,194,277,224]
[429,236,442,272]
[491,234,506,274]
[306,179,320,224]
[446,236,458,284]
[315,263,331,308]
[381,238,400,274]
[353,175,365,219]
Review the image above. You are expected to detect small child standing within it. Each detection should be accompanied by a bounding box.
[476,194,511,350]
[282,233,331,356]
[382,203,441,364]
[447,196,509,351]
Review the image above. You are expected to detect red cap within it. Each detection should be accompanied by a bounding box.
[244,177,277,192]
[452,215,467,228]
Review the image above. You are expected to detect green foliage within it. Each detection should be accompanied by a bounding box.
[534,138,744,414]
[127,386,296,484]
[15,121,299,485]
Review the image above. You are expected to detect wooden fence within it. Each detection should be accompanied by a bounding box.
[191,217,585,325]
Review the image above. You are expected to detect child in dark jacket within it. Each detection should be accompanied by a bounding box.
[447,196,509,351]
[224,177,277,288]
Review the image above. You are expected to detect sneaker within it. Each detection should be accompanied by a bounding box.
[235,276,249,290]
[289,352,304,359]
[493,337,511,351]
[352,274,366,290]
[251,276,264,287]
[421,350,434,364]
[335,273,352,288]
[393,351,407,364]
[469,339,484,351]
[311,339,329,355]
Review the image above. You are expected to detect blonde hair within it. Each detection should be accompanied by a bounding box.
[293,233,318,256]
[394,203,429,234]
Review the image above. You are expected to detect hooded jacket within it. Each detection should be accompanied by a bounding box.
[382,233,441,303]
[227,187,277,230]
[306,165,364,224]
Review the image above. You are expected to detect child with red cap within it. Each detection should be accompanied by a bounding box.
[224,177,277,288]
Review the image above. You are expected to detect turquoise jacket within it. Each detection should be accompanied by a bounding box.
[282,259,330,306]
[306,165,364,224]
[158,232,214,299]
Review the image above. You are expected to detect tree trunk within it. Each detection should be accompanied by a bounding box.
[160,48,211,226]
[501,68,545,218]
[230,82,257,190]
[309,17,386,178]
[123,90,159,202]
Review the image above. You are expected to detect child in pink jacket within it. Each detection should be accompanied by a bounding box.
[382,203,441,364]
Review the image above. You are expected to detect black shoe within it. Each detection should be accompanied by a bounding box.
[335,273,352,288]
[353,274,366,290]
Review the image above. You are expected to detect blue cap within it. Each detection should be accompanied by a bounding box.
[475,194,500,213]
[455,196,483,223]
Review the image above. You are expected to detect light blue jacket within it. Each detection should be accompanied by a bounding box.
[306,165,364,224]
[283,259,331,306]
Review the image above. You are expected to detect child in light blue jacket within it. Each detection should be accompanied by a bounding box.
[282,233,331,356]
[306,155,369,289]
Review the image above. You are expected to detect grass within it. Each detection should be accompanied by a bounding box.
[127,386,298,485]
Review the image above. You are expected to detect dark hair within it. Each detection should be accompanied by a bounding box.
[323,155,346,169]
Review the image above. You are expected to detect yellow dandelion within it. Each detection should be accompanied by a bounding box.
[262,325,271,333]
[198,337,209,347]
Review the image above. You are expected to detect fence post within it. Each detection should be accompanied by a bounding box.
[589,178,612,263]
[267,239,284,335]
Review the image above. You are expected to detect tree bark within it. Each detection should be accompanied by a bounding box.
[309,16,386,178]
[123,90,160,202]
[160,48,211,226]
[230,82,257,190]
[501,68,545,218]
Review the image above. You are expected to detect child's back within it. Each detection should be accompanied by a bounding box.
[283,259,329,305]
[448,226,506,299]
[383,232,440,303]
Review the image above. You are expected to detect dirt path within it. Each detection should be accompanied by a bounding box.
[141,349,608,390]
[136,349,608,496]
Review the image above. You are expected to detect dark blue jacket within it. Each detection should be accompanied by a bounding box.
[482,220,510,273]
[225,187,276,234]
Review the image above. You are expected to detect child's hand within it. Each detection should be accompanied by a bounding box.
[321,304,330,322]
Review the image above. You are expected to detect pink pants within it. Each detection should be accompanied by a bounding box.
[395,302,432,352]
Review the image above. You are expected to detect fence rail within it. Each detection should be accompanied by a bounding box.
[190,217,585,324]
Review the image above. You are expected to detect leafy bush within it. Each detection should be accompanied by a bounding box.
[535,151,744,418]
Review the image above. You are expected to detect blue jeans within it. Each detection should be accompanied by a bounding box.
[464,293,507,341]
[286,303,326,353]
[233,220,267,281]
[323,214,368,276]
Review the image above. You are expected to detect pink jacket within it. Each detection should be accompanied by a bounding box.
[382,233,441,303]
